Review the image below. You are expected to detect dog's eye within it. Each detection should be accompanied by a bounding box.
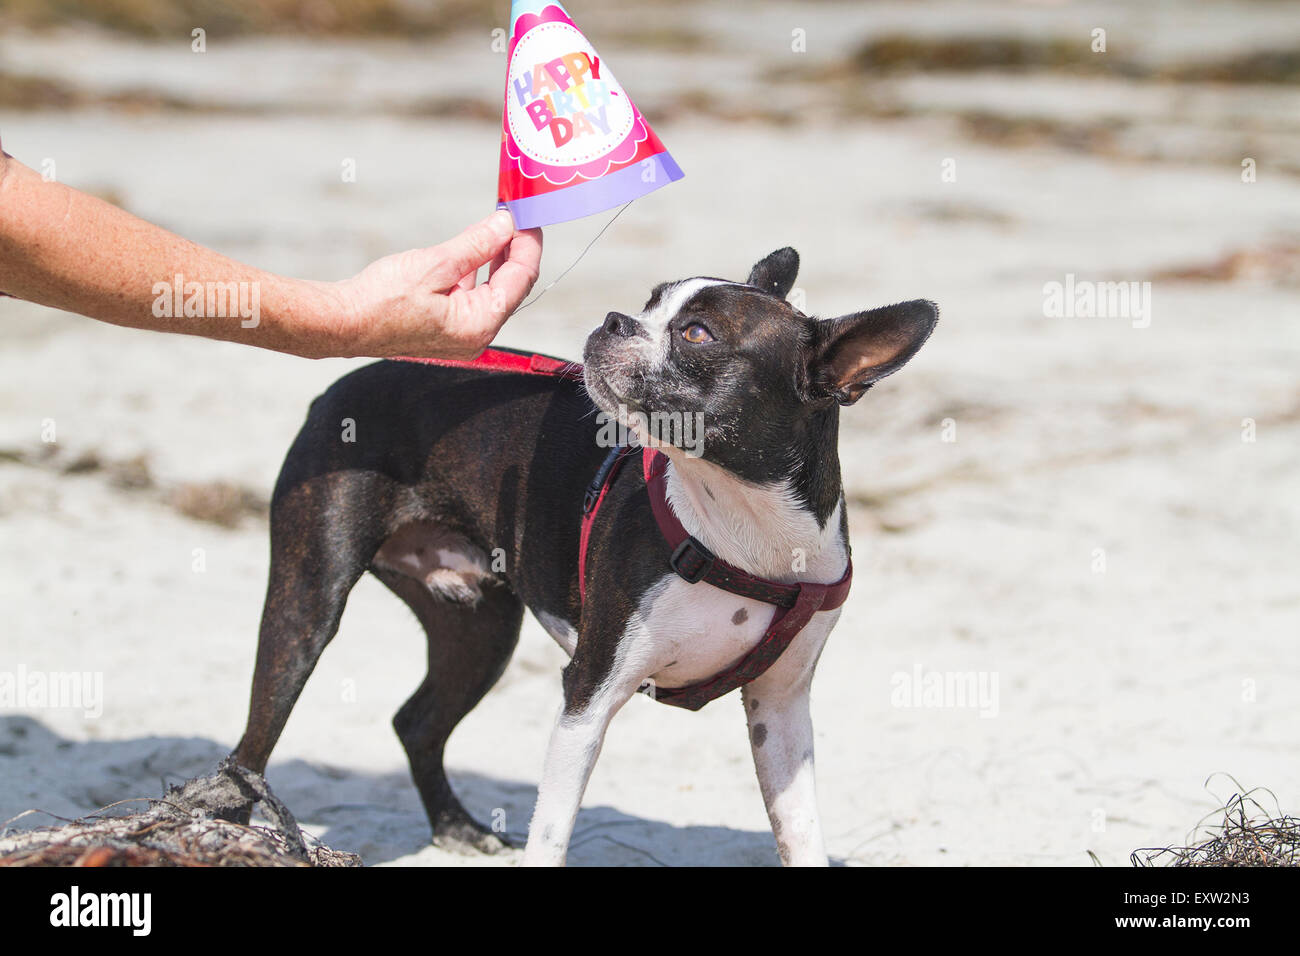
[681,323,713,344]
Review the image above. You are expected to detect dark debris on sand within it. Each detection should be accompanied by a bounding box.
[1132,789,1300,868]
[0,758,360,867]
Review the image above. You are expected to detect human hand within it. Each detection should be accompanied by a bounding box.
[323,210,542,359]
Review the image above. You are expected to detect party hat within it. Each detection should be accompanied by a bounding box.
[497,1,684,228]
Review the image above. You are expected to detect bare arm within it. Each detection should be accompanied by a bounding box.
[0,152,541,359]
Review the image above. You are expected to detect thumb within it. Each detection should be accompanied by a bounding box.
[426,211,515,291]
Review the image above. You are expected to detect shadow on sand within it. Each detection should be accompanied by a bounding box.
[0,716,840,866]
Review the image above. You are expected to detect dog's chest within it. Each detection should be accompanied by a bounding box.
[633,483,848,688]
[535,469,849,691]
[634,574,838,689]
[537,573,841,689]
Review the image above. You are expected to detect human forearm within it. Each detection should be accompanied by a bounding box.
[0,155,542,359]
[0,155,345,357]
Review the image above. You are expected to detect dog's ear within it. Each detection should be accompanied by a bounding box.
[746,247,799,299]
[809,299,938,406]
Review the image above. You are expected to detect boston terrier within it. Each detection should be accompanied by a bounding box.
[230,248,937,866]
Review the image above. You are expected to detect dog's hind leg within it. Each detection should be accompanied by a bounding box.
[372,566,523,854]
[231,477,388,793]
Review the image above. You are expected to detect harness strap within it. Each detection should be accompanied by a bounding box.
[643,450,851,609]
[655,578,839,711]
[395,347,583,381]
[578,446,634,603]
[639,447,852,711]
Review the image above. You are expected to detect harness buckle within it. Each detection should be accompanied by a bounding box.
[669,537,715,584]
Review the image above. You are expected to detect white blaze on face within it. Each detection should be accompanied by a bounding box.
[633,278,743,364]
[584,278,746,442]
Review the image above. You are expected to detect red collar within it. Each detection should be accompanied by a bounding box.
[395,349,853,712]
[395,347,582,381]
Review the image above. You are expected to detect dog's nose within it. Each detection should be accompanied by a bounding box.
[603,311,637,337]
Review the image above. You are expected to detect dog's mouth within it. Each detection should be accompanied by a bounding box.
[582,366,646,418]
[581,367,618,414]
[582,366,710,459]
[583,367,667,451]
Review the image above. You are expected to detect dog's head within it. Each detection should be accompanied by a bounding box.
[582,248,937,482]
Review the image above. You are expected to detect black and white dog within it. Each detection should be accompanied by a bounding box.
[231,248,937,866]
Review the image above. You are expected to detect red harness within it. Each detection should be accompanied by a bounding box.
[396,348,853,711]
[395,348,583,381]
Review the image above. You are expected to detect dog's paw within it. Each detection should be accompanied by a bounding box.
[165,760,258,825]
[431,816,517,856]
[214,802,255,827]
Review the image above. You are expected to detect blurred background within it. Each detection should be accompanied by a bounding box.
[1,0,1298,866]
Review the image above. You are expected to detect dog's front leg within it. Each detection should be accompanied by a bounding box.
[522,657,641,866]
[741,667,829,867]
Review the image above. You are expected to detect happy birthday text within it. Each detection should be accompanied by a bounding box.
[513,51,614,149]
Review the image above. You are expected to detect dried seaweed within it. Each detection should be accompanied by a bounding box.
[1132,780,1300,868]
[0,759,360,867]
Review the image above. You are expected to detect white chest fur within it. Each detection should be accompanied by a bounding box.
[600,452,849,690]
[635,574,843,689]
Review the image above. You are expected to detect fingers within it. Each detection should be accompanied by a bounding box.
[487,221,538,279]
[465,223,539,294]
[485,227,543,318]
[441,227,543,348]
[426,210,515,291]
